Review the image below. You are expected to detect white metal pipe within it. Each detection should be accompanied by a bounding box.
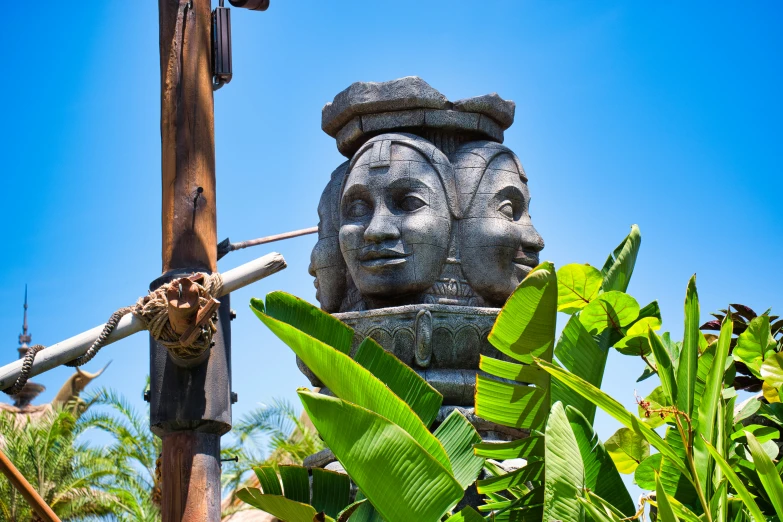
[0,252,287,391]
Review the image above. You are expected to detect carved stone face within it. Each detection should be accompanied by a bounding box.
[458,152,544,306]
[339,142,451,305]
[309,163,349,312]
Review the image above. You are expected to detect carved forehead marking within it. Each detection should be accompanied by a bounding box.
[369,140,392,169]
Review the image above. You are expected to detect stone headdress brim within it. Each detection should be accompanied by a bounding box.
[322,76,516,157]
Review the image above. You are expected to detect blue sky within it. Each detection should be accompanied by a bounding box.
[1,0,781,490]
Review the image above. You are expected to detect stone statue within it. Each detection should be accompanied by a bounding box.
[452,141,544,307]
[306,77,545,426]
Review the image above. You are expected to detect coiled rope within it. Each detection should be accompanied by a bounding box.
[4,273,223,397]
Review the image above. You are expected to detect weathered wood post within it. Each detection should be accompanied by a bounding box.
[154,1,228,520]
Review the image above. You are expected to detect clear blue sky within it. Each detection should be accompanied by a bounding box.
[1,0,781,482]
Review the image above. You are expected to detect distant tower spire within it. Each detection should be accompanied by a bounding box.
[12,285,44,408]
[18,284,32,357]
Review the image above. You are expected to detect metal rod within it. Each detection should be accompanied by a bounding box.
[0,447,62,522]
[0,252,286,391]
[218,226,317,259]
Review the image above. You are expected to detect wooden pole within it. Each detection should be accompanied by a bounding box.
[0,447,62,522]
[158,1,222,521]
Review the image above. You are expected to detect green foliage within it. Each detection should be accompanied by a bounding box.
[540,274,783,522]
[0,406,117,521]
[237,465,355,522]
[250,291,481,521]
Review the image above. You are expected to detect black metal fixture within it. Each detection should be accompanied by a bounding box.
[228,0,270,11]
[212,1,232,90]
[211,0,270,90]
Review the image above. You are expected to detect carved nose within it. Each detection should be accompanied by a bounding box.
[364,214,401,243]
[522,227,545,252]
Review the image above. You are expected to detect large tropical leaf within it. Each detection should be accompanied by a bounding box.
[433,410,484,490]
[677,276,700,418]
[543,402,584,522]
[656,475,681,522]
[298,390,463,522]
[473,434,544,460]
[353,337,442,427]
[487,262,558,365]
[445,507,485,521]
[474,374,548,430]
[263,291,353,354]
[251,299,451,471]
[536,359,687,474]
[693,313,733,495]
[553,226,642,425]
[579,291,640,335]
[649,329,678,407]
[565,407,635,516]
[604,427,649,474]
[703,438,766,522]
[600,224,641,293]
[734,315,777,379]
[746,431,783,520]
[552,316,605,422]
[238,466,351,521]
[236,489,319,522]
[557,263,602,313]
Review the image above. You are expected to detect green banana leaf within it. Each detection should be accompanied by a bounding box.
[262,291,354,354]
[433,410,484,490]
[649,329,678,407]
[536,358,688,475]
[298,390,463,522]
[746,431,783,520]
[677,275,700,418]
[236,490,320,522]
[543,402,584,522]
[566,406,635,516]
[554,225,642,424]
[445,507,485,521]
[487,261,558,365]
[656,474,681,522]
[473,434,544,460]
[703,437,766,522]
[693,313,733,496]
[353,337,442,427]
[479,355,548,388]
[552,316,605,422]
[251,298,451,471]
[600,224,641,293]
[237,465,351,522]
[474,374,548,430]
[476,460,544,494]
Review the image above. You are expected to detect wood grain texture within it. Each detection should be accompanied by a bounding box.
[159,0,217,273]
[161,432,222,522]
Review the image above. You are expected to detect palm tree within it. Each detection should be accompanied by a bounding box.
[79,386,162,522]
[0,407,117,521]
[220,398,325,519]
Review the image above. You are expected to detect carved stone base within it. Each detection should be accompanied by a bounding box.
[298,304,510,407]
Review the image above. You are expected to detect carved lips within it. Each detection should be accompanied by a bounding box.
[512,248,539,269]
[359,246,410,270]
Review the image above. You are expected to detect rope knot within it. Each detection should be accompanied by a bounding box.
[4,272,225,396]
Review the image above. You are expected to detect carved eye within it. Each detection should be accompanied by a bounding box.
[400,195,426,212]
[345,200,371,219]
[498,201,515,220]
